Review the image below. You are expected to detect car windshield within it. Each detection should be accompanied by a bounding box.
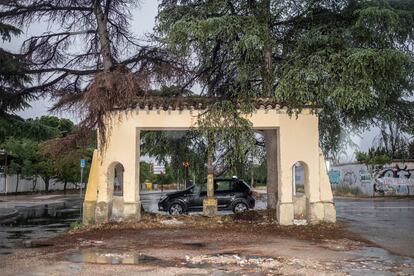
[193,185,200,194]
[193,183,206,194]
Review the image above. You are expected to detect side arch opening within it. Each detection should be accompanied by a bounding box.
[106,161,125,219]
[292,161,309,221]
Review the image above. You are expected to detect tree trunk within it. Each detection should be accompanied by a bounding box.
[259,1,278,209]
[32,176,37,192]
[15,174,19,194]
[63,180,67,195]
[251,165,254,188]
[207,132,215,198]
[93,0,114,72]
[264,130,278,209]
[44,177,50,193]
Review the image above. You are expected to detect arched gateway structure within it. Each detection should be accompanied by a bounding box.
[83,98,336,226]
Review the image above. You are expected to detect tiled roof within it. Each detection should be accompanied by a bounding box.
[124,97,288,111]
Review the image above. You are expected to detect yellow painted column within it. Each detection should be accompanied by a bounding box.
[203,135,217,217]
[318,148,336,223]
[82,150,99,225]
[276,128,294,225]
[122,127,141,221]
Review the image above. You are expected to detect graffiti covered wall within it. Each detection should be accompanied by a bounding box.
[329,161,414,196]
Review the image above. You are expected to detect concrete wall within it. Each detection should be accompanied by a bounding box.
[0,174,83,194]
[329,162,414,196]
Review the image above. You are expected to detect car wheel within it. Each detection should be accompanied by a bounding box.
[233,202,248,214]
[169,202,184,215]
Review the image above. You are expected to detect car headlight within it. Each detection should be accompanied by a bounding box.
[159,195,167,201]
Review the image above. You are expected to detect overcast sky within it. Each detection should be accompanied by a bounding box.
[3,1,158,120]
[2,0,376,162]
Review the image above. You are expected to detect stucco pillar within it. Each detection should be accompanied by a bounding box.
[305,160,325,224]
[264,129,278,209]
[122,127,141,221]
[276,129,294,225]
[318,148,336,223]
[95,158,112,224]
[83,150,99,225]
[203,140,217,217]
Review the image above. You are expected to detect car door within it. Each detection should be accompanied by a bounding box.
[188,184,206,211]
[214,180,234,209]
[232,180,248,197]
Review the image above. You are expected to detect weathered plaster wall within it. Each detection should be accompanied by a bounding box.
[83,107,336,225]
[329,162,414,196]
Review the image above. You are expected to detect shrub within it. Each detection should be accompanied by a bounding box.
[69,221,83,230]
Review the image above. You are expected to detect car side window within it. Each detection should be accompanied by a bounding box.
[198,183,207,193]
[232,181,247,192]
[193,185,201,194]
[215,180,232,192]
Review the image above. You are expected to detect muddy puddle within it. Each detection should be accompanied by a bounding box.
[65,249,173,266]
[65,249,277,276]
[343,246,414,275]
[183,242,208,249]
[0,199,81,255]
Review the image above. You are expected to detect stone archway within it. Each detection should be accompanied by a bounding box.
[83,98,336,226]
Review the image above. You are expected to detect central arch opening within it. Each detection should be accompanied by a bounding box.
[139,130,273,214]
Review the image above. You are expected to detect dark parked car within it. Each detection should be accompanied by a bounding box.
[158,178,255,215]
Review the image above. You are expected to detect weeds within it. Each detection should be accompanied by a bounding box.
[332,185,363,197]
[69,221,83,230]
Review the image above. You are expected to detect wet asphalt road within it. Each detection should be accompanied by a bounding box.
[335,197,414,258]
[0,192,413,259]
[0,194,81,255]
[141,192,414,258]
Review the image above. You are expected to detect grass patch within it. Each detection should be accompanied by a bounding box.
[69,221,83,230]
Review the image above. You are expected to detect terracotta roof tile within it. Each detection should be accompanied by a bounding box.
[124,97,290,111]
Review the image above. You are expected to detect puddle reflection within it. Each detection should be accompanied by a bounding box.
[0,199,81,255]
[66,249,172,266]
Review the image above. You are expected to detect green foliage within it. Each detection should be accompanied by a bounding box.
[140,161,154,183]
[2,138,39,177]
[69,221,83,230]
[0,23,22,42]
[50,146,93,189]
[141,131,207,184]
[0,23,32,113]
[0,114,92,192]
[249,162,267,186]
[141,127,264,182]
[157,0,414,158]
[155,165,176,185]
[355,148,392,165]
[409,141,414,158]
[195,100,256,172]
[0,115,75,143]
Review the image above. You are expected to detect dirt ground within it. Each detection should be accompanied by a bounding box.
[2,211,414,275]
